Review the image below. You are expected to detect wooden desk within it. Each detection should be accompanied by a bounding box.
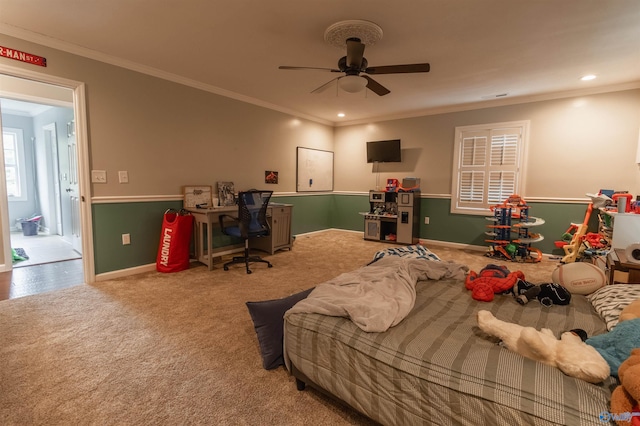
[186,204,293,271]
[607,248,640,284]
[186,206,239,271]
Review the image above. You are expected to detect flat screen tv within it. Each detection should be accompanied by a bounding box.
[366,139,401,163]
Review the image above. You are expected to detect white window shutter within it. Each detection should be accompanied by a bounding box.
[460,171,485,203]
[451,122,528,214]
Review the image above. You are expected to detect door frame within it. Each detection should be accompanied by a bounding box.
[0,62,95,283]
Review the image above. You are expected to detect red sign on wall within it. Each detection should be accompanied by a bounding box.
[0,46,47,67]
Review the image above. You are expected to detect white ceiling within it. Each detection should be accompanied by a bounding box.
[0,0,639,125]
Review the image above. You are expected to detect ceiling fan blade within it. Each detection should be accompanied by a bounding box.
[279,66,341,73]
[346,38,365,69]
[365,63,431,74]
[362,75,390,96]
[311,77,340,94]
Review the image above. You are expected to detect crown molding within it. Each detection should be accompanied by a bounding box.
[336,81,640,126]
[0,24,333,127]
[2,24,637,129]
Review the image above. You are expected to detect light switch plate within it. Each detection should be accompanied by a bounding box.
[118,170,129,183]
[91,170,107,183]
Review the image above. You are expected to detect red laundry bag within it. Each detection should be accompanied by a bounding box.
[156,209,193,273]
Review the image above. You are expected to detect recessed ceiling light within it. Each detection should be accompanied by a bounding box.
[581,75,596,81]
[337,113,345,117]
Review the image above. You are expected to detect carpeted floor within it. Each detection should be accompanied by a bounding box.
[0,230,559,425]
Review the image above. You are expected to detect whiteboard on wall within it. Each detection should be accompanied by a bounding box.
[296,147,333,192]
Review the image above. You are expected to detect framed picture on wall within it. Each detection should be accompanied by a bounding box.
[183,185,213,208]
[217,181,236,206]
[265,171,278,184]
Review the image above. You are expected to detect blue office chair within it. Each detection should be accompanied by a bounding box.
[219,190,273,274]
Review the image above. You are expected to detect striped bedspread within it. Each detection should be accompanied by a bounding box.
[284,277,617,425]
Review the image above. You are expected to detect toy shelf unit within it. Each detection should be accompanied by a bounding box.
[362,190,420,244]
[485,195,544,263]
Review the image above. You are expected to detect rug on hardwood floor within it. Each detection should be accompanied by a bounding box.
[11,247,29,262]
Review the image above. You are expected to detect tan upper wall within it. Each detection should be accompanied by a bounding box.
[0,34,334,197]
[334,89,640,199]
[2,33,639,201]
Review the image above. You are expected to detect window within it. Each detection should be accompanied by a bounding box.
[451,121,529,214]
[2,128,27,201]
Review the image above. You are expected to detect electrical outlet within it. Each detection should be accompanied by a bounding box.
[122,233,131,245]
[91,170,107,183]
[424,217,430,225]
[118,170,129,183]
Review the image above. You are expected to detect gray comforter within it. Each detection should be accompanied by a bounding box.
[285,256,468,332]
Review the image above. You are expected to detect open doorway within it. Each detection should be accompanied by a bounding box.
[1,98,81,265]
[0,71,91,299]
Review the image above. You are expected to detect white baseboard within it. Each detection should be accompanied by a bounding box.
[95,263,157,281]
[294,228,362,237]
[94,252,244,281]
[95,229,556,281]
[419,238,487,252]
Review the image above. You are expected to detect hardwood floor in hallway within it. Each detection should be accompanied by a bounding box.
[0,259,84,301]
[1,232,84,301]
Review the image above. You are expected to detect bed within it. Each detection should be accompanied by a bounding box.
[283,252,619,425]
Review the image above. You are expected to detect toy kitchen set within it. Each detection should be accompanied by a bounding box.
[361,178,420,244]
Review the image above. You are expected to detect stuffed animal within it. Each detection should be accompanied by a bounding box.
[620,299,640,322]
[610,348,640,425]
[585,318,640,377]
[476,310,610,383]
[465,265,525,302]
[514,283,572,307]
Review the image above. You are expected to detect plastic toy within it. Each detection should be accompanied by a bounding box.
[484,194,544,263]
[385,178,399,192]
[613,193,633,213]
[557,192,611,263]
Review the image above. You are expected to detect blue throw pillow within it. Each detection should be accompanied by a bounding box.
[246,287,314,370]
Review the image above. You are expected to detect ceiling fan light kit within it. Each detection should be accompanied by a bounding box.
[339,75,368,93]
[279,19,430,97]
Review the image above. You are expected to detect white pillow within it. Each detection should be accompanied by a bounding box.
[587,284,640,330]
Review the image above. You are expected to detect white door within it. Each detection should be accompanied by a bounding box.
[43,123,63,235]
[61,120,82,253]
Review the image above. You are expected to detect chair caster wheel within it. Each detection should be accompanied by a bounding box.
[247,270,252,274]
[223,266,229,271]
[268,264,273,268]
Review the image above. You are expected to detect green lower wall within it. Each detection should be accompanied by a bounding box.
[91,194,335,275]
[92,194,595,274]
[270,194,333,235]
[92,201,183,274]
[331,194,595,257]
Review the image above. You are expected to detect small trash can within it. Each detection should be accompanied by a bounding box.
[21,221,38,236]
[20,216,42,236]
